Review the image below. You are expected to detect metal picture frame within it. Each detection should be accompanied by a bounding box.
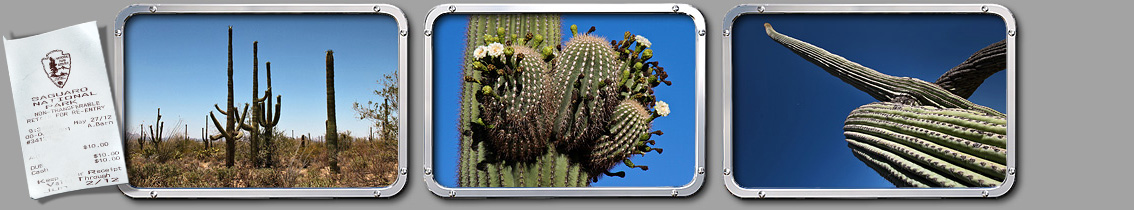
[423,4,706,198]
[112,4,409,198]
[721,4,1016,198]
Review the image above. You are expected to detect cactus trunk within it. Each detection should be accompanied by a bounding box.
[325,50,340,173]
[763,23,1007,187]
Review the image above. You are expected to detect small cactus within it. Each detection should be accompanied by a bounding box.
[763,23,1007,187]
[458,15,672,187]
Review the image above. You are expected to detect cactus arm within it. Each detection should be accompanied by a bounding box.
[763,23,1003,117]
[935,40,1007,98]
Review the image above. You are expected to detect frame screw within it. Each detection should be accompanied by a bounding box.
[425,167,433,175]
[1008,167,1016,175]
[374,5,382,12]
[149,6,157,13]
[374,190,382,197]
[723,168,731,175]
[698,29,706,36]
[448,190,456,197]
[757,6,765,13]
[672,5,680,12]
[723,29,730,37]
[1008,30,1016,36]
[981,190,990,197]
[149,191,157,198]
[671,189,679,197]
[399,168,408,175]
[757,191,766,198]
[424,30,433,36]
[981,5,989,12]
[114,29,123,37]
[400,30,408,37]
[697,167,705,174]
[449,5,457,12]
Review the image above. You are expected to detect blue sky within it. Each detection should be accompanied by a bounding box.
[432,14,698,188]
[731,14,1007,188]
[124,14,399,139]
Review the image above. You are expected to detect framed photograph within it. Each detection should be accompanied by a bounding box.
[722,4,1016,198]
[423,4,706,197]
[112,4,408,198]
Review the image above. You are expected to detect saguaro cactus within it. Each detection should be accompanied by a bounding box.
[244,41,264,167]
[325,50,340,173]
[763,23,1007,187]
[208,26,250,168]
[457,15,672,187]
[241,41,283,168]
[147,108,165,148]
[138,124,145,150]
[257,62,282,168]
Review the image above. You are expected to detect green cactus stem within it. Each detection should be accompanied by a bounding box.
[138,124,145,150]
[208,26,250,168]
[326,50,340,173]
[458,15,672,187]
[763,23,1008,187]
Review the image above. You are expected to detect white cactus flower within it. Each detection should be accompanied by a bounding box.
[487,42,505,57]
[655,101,670,117]
[635,35,652,48]
[473,46,488,59]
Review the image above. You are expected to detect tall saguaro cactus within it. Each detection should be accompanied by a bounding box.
[257,62,282,168]
[209,26,250,168]
[325,50,340,173]
[457,15,672,187]
[240,41,283,168]
[244,41,264,167]
[763,23,1008,187]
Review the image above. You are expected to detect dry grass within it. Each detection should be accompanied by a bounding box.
[126,134,397,188]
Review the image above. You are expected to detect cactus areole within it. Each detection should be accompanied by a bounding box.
[764,23,1008,188]
[457,15,673,187]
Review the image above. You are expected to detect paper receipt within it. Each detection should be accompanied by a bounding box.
[4,21,128,199]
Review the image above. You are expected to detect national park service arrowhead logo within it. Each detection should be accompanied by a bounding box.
[40,50,72,88]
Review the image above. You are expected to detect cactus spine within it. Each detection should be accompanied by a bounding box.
[458,15,671,187]
[208,26,249,168]
[325,50,340,173]
[763,23,1007,187]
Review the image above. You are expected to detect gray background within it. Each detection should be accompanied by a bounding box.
[1,0,1128,208]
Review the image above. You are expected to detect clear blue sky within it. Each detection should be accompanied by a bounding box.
[432,14,698,187]
[731,14,1007,188]
[124,14,399,139]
